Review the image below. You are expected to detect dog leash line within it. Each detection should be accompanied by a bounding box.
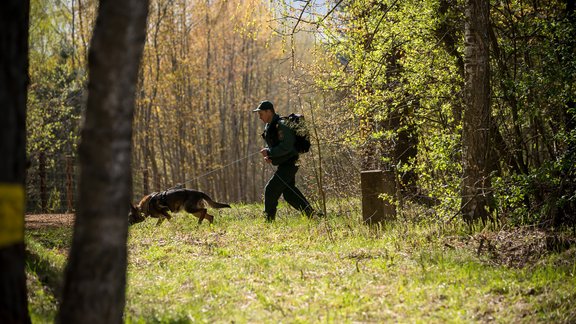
[168,151,261,190]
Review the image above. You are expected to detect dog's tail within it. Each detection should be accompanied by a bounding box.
[202,193,231,209]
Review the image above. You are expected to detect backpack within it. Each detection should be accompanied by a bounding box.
[282,113,311,154]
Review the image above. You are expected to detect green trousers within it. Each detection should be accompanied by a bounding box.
[264,161,312,221]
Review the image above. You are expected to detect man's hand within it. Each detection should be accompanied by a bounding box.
[260,148,272,164]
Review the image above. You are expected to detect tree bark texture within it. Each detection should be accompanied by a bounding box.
[0,1,31,323]
[57,1,149,323]
[461,0,494,224]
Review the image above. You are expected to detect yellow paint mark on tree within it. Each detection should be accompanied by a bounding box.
[0,183,25,247]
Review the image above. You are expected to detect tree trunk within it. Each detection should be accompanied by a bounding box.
[436,0,464,126]
[57,1,149,323]
[0,1,31,323]
[461,0,494,225]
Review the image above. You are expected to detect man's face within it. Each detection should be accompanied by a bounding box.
[258,110,274,123]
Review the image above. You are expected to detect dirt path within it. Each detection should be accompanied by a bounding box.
[26,214,75,230]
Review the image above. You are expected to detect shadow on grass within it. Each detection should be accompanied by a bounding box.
[26,248,63,302]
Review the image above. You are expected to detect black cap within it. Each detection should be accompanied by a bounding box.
[252,100,274,112]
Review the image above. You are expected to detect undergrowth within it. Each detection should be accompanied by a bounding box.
[25,200,576,323]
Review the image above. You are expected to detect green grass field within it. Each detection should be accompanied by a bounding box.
[25,201,576,323]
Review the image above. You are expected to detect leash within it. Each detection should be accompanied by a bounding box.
[167,140,352,190]
[167,151,261,190]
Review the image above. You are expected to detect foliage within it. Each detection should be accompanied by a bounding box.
[28,0,84,158]
[27,0,85,213]
[313,0,575,227]
[25,203,576,322]
[129,0,297,203]
[314,0,465,215]
[489,0,576,227]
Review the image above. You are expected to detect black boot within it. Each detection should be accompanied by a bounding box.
[265,212,275,222]
[304,206,324,218]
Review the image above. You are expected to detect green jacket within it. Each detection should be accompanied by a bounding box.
[262,114,298,166]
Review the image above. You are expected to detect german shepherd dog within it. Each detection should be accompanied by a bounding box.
[129,189,231,226]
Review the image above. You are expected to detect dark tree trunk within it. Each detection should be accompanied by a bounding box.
[391,102,419,197]
[379,49,419,199]
[461,0,494,225]
[0,1,31,323]
[437,0,464,126]
[57,1,149,323]
[39,152,47,212]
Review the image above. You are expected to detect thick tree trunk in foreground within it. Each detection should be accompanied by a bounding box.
[0,1,30,323]
[57,1,149,323]
[461,0,494,224]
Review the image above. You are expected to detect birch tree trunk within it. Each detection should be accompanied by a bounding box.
[461,0,494,224]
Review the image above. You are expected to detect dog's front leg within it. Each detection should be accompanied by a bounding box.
[156,208,171,226]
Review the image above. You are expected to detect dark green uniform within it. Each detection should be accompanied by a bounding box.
[262,113,313,221]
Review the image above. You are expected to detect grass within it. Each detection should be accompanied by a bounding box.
[25,200,576,323]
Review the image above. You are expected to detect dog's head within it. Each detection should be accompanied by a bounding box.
[128,202,146,225]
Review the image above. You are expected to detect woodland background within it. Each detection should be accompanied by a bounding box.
[26,0,575,228]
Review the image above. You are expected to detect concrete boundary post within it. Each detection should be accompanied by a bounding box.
[361,170,396,224]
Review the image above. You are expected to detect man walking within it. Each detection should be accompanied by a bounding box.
[253,100,315,221]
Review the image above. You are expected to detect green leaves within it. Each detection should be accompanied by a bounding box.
[315,0,575,226]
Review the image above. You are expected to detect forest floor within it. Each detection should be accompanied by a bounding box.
[24,206,576,323]
[25,213,575,269]
[26,213,75,230]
